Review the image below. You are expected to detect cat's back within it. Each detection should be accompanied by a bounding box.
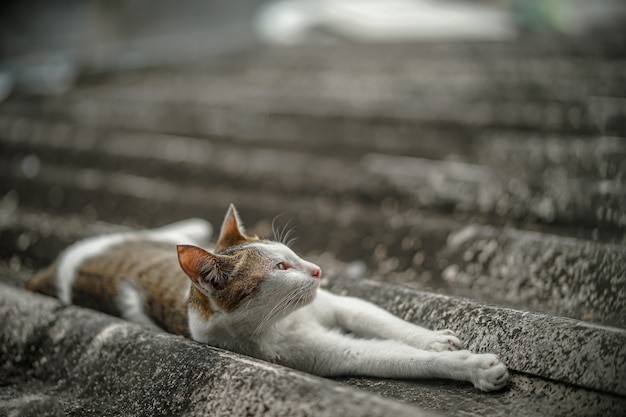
[28,236,194,337]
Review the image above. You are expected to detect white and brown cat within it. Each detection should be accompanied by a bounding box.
[28,204,509,391]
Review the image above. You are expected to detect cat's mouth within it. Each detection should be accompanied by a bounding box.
[251,280,319,337]
[304,282,319,303]
[290,280,319,307]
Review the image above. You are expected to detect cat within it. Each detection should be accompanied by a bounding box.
[28,204,509,392]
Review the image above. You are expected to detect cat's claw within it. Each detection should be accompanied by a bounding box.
[468,353,510,392]
[424,329,464,352]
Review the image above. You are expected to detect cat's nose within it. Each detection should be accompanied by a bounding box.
[311,266,321,279]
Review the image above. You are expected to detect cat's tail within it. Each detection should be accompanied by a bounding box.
[26,261,59,298]
[143,218,213,246]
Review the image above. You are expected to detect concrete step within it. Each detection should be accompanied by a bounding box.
[475,131,626,181]
[2,111,623,181]
[237,39,626,70]
[4,113,623,182]
[71,61,624,114]
[358,208,626,328]
[0,115,389,202]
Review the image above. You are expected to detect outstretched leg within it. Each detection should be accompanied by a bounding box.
[277,327,509,392]
[315,290,463,352]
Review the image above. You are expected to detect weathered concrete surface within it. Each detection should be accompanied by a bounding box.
[0,284,433,417]
[441,225,626,328]
[338,374,626,417]
[0,114,388,201]
[1,205,626,415]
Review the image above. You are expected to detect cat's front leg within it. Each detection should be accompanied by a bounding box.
[315,290,463,351]
[277,328,509,392]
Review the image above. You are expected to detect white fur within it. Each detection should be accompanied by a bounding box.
[117,283,161,331]
[268,290,508,391]
[187,240,509,392]
[57,234,127,304]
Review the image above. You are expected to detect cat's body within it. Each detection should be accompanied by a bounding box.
[28,205,509,392]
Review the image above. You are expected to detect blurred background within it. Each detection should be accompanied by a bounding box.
[1,0,624,96]
[0,0,625,332]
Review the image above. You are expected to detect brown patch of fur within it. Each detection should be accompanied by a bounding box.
[71,240,191,337]
[179,242,269,313]
[72,259,124,316]
[211,247,268,312]
[189,287,214,321]
[27,261,59,297]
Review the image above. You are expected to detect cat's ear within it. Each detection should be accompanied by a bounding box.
[177,244,235,291]
[215,204,248,251]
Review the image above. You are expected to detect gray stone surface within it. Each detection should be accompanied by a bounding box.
[338,373,626,417]
[0,284,432,417]
[441,224,626,327]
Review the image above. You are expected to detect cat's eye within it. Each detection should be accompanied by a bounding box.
[274,262,287,270]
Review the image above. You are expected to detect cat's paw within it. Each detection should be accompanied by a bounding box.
[467,353,510,392]
[423,329,464,352]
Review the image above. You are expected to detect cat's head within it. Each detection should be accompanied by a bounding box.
[177,204,321,335]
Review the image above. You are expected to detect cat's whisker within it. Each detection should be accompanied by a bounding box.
[285,236,298,248]
[280,222,296,247]
[271,214,284,243]
[271,217,296,247]
[252,281,314,337]
[252,286,302,336]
